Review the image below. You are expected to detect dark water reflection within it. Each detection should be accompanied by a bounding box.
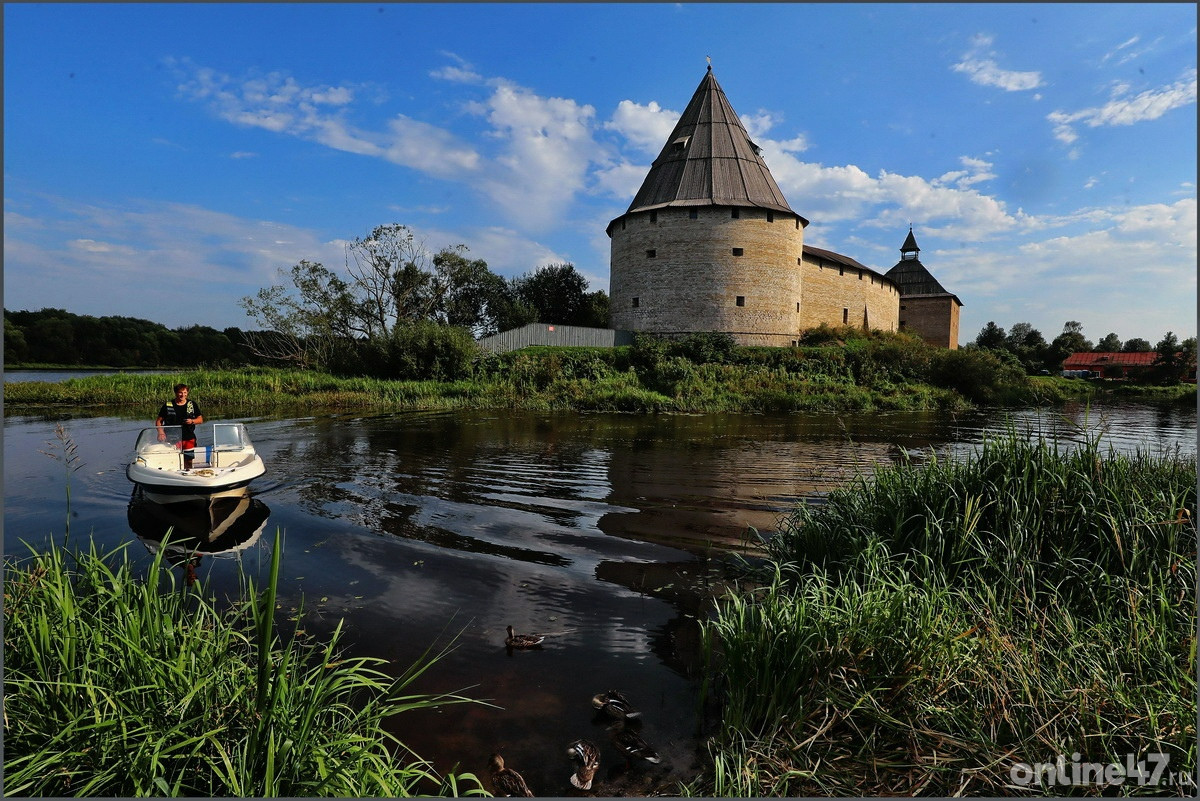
[4,402,1195,794]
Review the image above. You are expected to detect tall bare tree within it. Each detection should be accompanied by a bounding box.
[239,260,357,368]
[345,224,441,337]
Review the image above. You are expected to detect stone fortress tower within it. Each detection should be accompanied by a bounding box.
[884,227,962,349]
[607,65,809,347]
[607,66,955,347]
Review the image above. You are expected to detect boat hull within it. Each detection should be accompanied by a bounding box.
[127,459,265,504]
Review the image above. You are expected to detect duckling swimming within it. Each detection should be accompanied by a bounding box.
[505,625,545,649]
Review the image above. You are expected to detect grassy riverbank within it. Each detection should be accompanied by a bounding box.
[2,529,487,797]
[691,432,1197,796]
[15,329,1185,414]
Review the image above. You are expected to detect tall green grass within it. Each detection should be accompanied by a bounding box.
[693,431,1196,796]
[3,530,488,797]
[4,343,1189,414]
[4,334,1041,414]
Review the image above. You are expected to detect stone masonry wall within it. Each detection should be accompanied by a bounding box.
[799,255,900,332]
[900,295,960,349]
[610,206,807,346]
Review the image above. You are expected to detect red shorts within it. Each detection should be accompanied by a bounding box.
[177,438,197,451]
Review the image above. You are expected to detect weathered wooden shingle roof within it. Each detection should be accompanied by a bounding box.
[803,245,890,282]
[619,67,805,222]
[884,229,961,304]
[885,258,952,296]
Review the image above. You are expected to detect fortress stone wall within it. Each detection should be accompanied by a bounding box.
[610,206,808,347]
[800,252,900,333]
[604,66,955,348]
[900,295,960,349]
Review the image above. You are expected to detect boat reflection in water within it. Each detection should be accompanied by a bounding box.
[128,490,271,584]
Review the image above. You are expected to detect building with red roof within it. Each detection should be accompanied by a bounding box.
[1062,351,1195,380]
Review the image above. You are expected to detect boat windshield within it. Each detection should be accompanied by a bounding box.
[134,423,253,454]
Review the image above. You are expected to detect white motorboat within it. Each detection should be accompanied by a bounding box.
[127,422,266,503]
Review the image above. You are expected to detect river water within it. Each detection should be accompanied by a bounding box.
[3,400,1196,794]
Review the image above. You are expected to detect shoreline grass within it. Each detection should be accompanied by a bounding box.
[2,529,488,797]
[691,432,1197,797]
[5,355,1194,416]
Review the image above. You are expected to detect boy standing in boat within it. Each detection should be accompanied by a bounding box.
[156,383,204,469]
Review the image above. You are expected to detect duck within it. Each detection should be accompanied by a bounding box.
[489,752,534,797]
[505,625,545,649]
[566,738,601,790]
[608,719,661,767]
[591,689,641,722]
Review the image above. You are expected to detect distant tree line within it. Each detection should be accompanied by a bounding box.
[969,319,1197,382]
[237,223,609,379]
[4,308,268,368]
[5,223,612,377]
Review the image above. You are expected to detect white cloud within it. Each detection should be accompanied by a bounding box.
[383,115,480,175]
[933,156,997,190]
[1048,69,1198,145]
[175,58,612,233]
[174,59,481,177]
[603,99,680,155]
[591,160,651,202]
[431,51,484,84]
[941,197,1196,342]
[470,83,603,231]
[67,238,138,256]
[414,223,569,279]
[952,33,1044,91]
[430,65,484,84]
[3,194,346,328]
[760,147,1022,240]
[1101,34,1162,66]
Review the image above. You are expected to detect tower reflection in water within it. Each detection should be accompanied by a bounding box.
[127,491,271,585]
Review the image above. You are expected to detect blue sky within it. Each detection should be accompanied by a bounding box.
[4,3,1196,345]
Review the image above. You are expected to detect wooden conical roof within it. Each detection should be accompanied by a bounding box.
[619,67,804,222]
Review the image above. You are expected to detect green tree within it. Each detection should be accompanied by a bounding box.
[1122,337,1152,352]
[1004,322,1049,373]
[972,321,1007,350]
[5,316,29,362]
[374,320,479,381]
[514,263,591,326]
[1095,332,1122,352]
[346,224,441,336]
[27,315,78,365]
[432,246,511,337]
[239,260,358,369]
[579,289,611,328]
[1150,331,1193,384]
[1047,320,1093,371]
[491,281,538,334]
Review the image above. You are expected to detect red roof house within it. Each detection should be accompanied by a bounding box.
[1062,351,1192,379]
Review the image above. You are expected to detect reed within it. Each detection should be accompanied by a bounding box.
[2,530,487,797]
[697,430,1196,796]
